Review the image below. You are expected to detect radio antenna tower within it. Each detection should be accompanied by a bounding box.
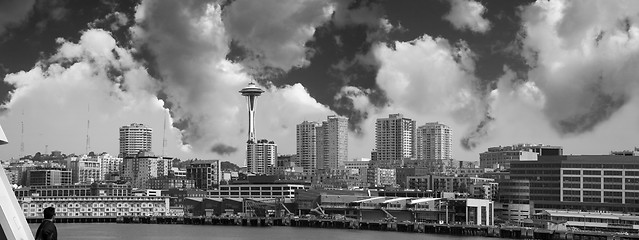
[86,104,90,154]
[162,114,167,156]
[20,109,24,158]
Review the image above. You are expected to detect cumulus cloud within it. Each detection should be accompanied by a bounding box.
[222,0,334,72]
[337,34,490,158]
[520,0,639,135]
[0,0,35,35]
[443,0,491,33]
[0,29,183,158]
[133,0,336,163]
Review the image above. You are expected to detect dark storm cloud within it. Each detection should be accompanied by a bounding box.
[210,143,238,155]
[461,114,494,150]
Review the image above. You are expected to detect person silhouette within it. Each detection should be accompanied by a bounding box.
[34,207,57,240]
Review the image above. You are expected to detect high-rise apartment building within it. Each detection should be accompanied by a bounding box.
[119,123,152,157]
[316,115,349,170]
[186,160,220,190]
[246,139,277,174]
[297,121,321,173]
[375,114,416,169]
[416,122,452,170]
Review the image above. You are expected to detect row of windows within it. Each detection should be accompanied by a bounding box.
[218,186,303,191]
[563,170,639,175]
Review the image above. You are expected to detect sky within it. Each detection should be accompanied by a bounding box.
[0,0,638,165]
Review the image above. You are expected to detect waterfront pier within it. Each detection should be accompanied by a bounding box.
[25,216,639,240]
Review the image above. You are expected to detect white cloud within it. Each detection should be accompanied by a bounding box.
[337,34,488,160]
[223,0,334,71]
[132,0,336,164]
[0,29,181,159]
[0,0,35,35]
[443,0,491,33]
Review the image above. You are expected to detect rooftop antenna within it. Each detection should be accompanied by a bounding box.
[162,113,167,157]
[86,103,90,154]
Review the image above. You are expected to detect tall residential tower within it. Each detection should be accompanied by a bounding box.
[416,122,452,170]
[119,123,152,157]
[296,121,321,173]
[375,114,416,169]
[316,115,349,170]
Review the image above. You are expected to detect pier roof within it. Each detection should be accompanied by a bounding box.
[383,197,411,203]
[410,198,442,204]
[352,197,385,203]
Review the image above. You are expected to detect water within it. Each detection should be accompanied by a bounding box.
[29,223,493,240]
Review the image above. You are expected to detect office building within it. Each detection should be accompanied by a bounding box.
[479,144,562,169]
[246,139,277,174]
[26,169,72,186]
[147,177,195,190]
[375,114,416,169]
[121,151,171,188]
[316,115,349,170]
[207,183,308,199]
[510,155,639,213]
[296,121,321,173]
[119,123,152,157]
[186,160,221,190]
[495,179,531,222]
[406,175,494,193]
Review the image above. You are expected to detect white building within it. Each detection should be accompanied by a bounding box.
[67,155,102,184]
[98,153,122,180]
[246,139,277,174]
[119,123,152,157]
[296,121,321,173]
[121,151,171,189]
[316,115,349,170]
[375,114,416,169]
[367,168,396,188]
[207,183,308,199]
[19,196,170,218]
[416,122,452,170]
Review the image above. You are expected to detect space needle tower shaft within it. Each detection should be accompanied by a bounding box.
[239,82,265,142]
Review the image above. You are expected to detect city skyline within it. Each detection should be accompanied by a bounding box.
[0,0,638,166]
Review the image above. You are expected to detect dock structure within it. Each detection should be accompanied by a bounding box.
[24,215,639,240]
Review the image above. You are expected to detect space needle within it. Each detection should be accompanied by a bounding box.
[239,82,265,142]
